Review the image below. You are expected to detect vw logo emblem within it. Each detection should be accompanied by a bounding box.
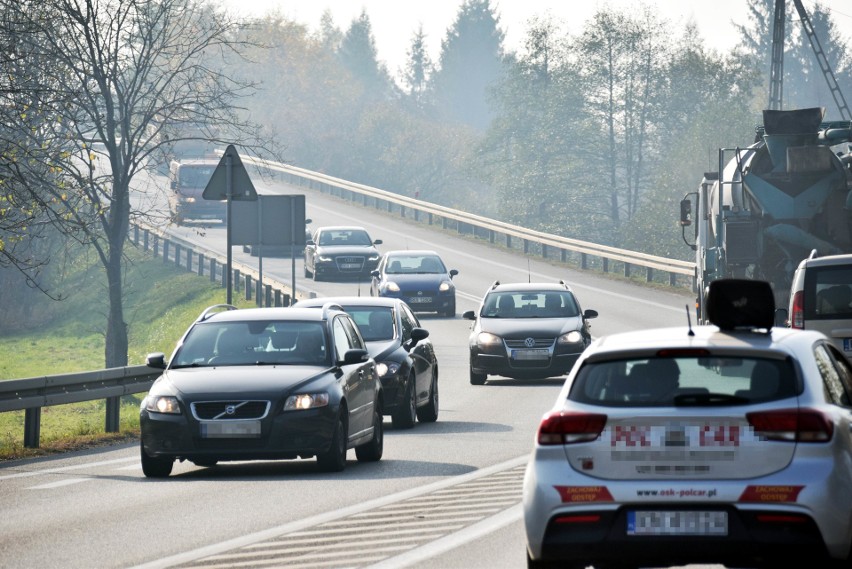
[524,337,535,348]
[225,405,236,415]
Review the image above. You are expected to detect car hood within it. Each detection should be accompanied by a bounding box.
[479,316,583,337]
[157,365,327,398]
[384,274,449,287]
[365,339,400,361]
[317,245,378,256]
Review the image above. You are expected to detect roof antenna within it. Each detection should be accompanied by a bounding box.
[686,304,695,336]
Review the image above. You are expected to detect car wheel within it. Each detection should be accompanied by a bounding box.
[317,414,347,472]
[470,369,487,385]
[304,263,312,278]
[140,441,173,478]
[392,375,417,429]
[417,368,439,423]
[355,404,383,462]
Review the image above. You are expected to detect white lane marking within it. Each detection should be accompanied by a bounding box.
[308,202,684,313]
[28,478,94,490]
[365,503,523,569]
[0,456,138,482]
[128,454,530,569]
[116,464,143,471]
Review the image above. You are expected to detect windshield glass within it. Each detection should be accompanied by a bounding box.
[171,321,328,367]
[385,255,445,274]
[568,356,798,407]
[480,291,579,318]
[178,165,214,188]
[318,229,372,246]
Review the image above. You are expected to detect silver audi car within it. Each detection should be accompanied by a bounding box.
[523,279,852,569]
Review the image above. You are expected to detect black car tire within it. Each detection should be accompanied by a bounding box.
[470,369,487,385]
[317,415,347,472]
[392,375,417,429]
[416,369,439,423]
[140,442,174,478]
[442,300,456,317]
[355,405,383,462]
[304,262,312,278]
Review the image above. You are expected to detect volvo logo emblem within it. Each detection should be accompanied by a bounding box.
[225,405,236,415]
[524,337,535,348]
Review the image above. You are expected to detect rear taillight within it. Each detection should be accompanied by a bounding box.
[537,411,607,445]
[746,408,833,442]
[790,290,804,328]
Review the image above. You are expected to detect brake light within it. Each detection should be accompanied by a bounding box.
[790,290,804,328]
[537,411,607,445]
[746,408,833,442]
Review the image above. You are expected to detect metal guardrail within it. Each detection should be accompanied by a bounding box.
[1,365,163,448]
[1,159,696,449]
[243,155,696,285]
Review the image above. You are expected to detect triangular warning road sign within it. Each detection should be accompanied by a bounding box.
[202,144,258,201]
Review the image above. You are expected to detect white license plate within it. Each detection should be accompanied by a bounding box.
[627,511,728,536]
[340,263,361,269]
[200,420,261,438]
[408,297,432,303]
[512,349,549,360]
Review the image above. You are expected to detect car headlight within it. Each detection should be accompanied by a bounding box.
[317,255,332,262]
[375,361,401,378]
[144,395,181,414]
[439,281,453,292]
[476,332,502,347]
[284,392,330,411]
[384,281,400,292]
[368,255,380,262]
[558,331,584,344]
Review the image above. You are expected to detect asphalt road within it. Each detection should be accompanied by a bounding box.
[0,174,727,569]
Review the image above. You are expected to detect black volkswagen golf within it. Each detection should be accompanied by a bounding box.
[140,303,383,477]
[463,281,598,384]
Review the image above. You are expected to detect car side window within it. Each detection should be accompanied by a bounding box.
[823,344,852,407]
[399,306,414,341]
[815,343,852,407]
[332,318,352,361]
[340,316,366,351]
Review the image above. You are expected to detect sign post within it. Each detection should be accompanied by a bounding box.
[202,145,257,304]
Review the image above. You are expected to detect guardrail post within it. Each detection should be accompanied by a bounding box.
[506,234,512,249]
[24,408,41,448]
[602,258,609,273]
[274,290,281,306]
[197,254,204,276]
[624,263,631,278]
[265,285,272,307]
[442,218,448,230]
[400,206,406,218]
[670,272,677,287]
[581,253,588,270]
[283,293,291,306]
[153,235,159,257]
[105,397,120,432]
[174,244,182,268]
[542,244,548,259]
[256,279,262,306]
[524,240,530,254]
[244,274,251,300]
[221,263,227,288]
[143,229,149,252]
[428,213,433,225]
[187,249,193,273]
[162,240,170,263]
[561,250,568,263]
[647,267,653,282]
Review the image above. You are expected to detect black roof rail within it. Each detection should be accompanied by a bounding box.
[490,280,500,289]
[197,304,238,322]
[807,249,819,259]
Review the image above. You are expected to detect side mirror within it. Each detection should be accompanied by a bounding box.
[341,348,369,365]
[306,239,315,246]
[373,239,383,245]
[405,327,430,352]
[370,270,380,278]
[146,352,167,369]
[583,309,598,320]
[462,310,476,321]
[449,269,459,278]
[679,198,692,227]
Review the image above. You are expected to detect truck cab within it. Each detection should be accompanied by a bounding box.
[168,159,224,225]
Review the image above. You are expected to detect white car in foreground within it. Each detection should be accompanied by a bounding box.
[523,279,852,569]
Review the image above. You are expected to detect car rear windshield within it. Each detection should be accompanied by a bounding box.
[568,356,798,407]
[805,266,852,319]
[481,291,579,318]
[171,321,328,367]
[338,306,396,341]
[385,255,445,274]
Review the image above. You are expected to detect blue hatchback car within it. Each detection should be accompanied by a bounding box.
[370,250,458,317]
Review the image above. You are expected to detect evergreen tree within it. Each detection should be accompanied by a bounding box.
[338,10,393,101]
[401,24,433,105]
[431,0,505,130]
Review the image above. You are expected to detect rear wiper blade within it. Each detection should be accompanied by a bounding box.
[673,393,750,406]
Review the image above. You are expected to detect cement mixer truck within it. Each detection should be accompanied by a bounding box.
[679,107,852,322]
